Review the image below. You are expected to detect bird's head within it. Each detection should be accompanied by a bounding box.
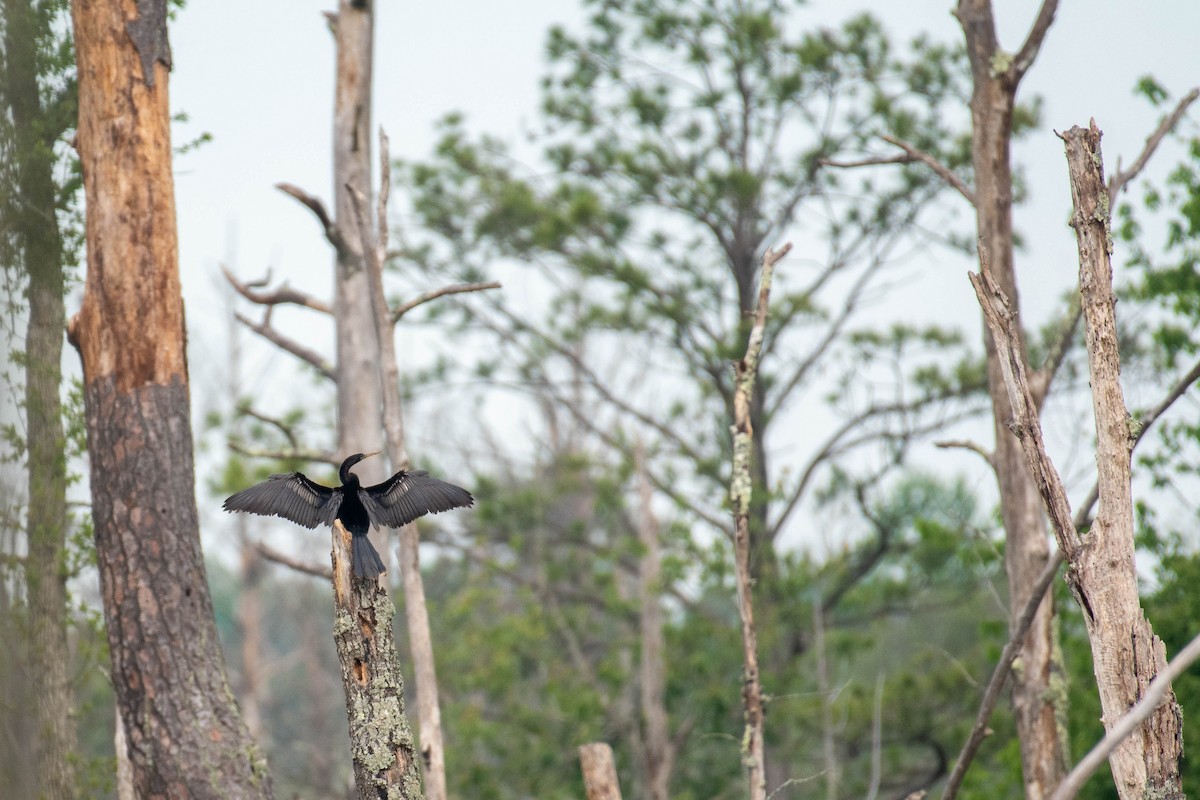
[340,451,381,484]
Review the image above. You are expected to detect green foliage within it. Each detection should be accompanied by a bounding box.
[1117,98,1200,509]
[1144,539,1200,799]
[398,0,985,578]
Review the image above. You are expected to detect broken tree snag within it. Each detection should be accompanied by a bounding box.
[329,520,424,800]
[68,0,273,795]
[579,743,624,800]
[729,243,791,800]
[1059,122,1183,800]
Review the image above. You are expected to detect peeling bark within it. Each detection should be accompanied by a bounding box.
[329,520,424,799]
[1060,123,1183,800]
[68,0,271,794]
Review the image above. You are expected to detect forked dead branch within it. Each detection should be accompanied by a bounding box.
[962,122,1186,800]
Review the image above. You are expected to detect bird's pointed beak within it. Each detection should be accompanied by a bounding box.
[362,451,382,460]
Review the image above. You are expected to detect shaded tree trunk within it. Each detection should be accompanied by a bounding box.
[956,2,1068,796]
[4,0,77,795]
[66,0,271,795]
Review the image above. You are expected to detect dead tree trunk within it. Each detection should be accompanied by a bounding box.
[1059,122,1183,800]
[956,3,1068,795]
[580,743,625,800]
[66,0,272,795]
[331,0,384,473]
[970,175,1185,795]
[350,130,447,800]
[329,520,424,799]
[729,244,790,800]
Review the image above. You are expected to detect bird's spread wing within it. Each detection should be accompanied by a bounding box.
[223,473,340,529]
[360,470,474,529]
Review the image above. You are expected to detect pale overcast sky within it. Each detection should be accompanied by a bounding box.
[169,0,1200,365]
[161,0,1199,549]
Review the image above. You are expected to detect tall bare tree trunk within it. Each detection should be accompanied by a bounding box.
[4,0,78,794]
[67,1,272,795]
[1061,123,1183,799]
[353,130,447,800]
[956,3,1068,796]
[728,245,790,800]
[332,0,384,477]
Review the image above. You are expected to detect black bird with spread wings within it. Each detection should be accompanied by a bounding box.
[223,452,473,578]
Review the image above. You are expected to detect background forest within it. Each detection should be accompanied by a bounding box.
[3,1,1200,799]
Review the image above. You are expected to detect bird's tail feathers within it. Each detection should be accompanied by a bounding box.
[352,535,386,579]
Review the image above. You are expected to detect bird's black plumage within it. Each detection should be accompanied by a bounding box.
[223,452,473,578]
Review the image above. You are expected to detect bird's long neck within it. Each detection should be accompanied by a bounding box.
[339,461,360,488]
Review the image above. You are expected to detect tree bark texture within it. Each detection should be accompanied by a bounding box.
[4,0,78,794]
[956,2,1068,796]
[329,520,424,800]
[729,245,789,800]
[579,743,624,800]
[332,0,384,472]
[1060,123,1183,800]
[67,0,272,795]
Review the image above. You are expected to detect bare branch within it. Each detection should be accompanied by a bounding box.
[772,393,985,537]
[1108,88,1200,204]
[276,181,333,232]
[933,439,994,469]
[817,138,974,205]
[969,263,1080,558]
[227,442,339,466]
[941,551,1063,800]
[729,243,791,800]
[1011,0,1060,81]
[1030,297,1082,408]
[253,540,333,580]
[881,135,976,205]
[1074,352,1200,528]
[821,483,894,615]
[234,311,335,380]
[275,181,358,265]
[222,264,332,315]
[818,153,910,169]
[486,299,714,468]
[235,403,302,452]
[1050,631,1200,800]
[391,281,502,323]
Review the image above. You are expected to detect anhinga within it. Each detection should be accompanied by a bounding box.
[223,452,473,578]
